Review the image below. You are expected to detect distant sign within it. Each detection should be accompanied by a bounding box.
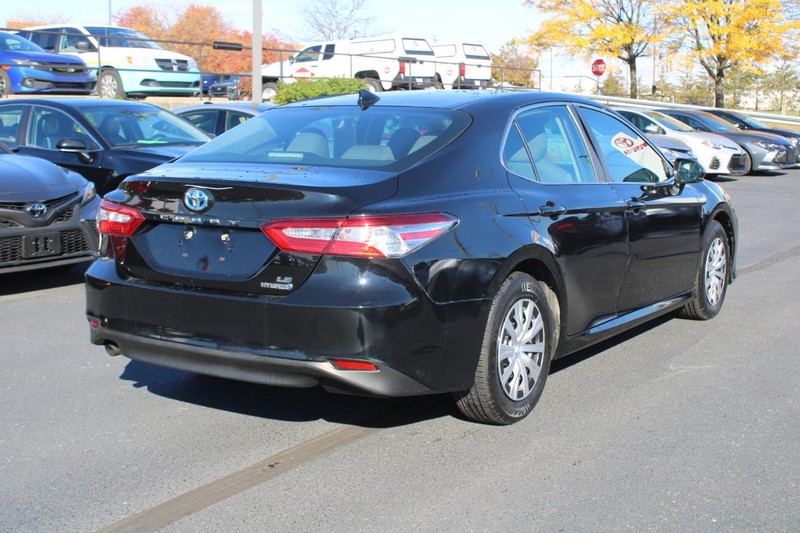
[591,59,607,77]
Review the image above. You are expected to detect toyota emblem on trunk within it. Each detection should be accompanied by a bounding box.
[26,203,47,218]
[184,188,212,213]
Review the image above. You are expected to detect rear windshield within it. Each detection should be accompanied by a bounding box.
[180,105,471,172]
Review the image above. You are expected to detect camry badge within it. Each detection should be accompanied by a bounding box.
[26,203,47,218]
[184,188,212,213]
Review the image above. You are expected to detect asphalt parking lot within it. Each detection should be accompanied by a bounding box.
[2,170,799,531]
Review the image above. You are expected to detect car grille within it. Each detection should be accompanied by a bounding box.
[55,204,78,224]
[0,192,79,213]
[32,63,89,76]
[155,59,190,72]
[728,154,747,172]
[0,218,22,228]
[0,229,90,266]
[709,156,721,170]
[774,150,788,163]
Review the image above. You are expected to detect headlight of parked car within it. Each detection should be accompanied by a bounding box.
[81,182,97,205]
[12,58,40,67]
[702,140,723,150]
[752,141,783,151]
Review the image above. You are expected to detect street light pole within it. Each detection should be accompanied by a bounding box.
[108,0,112,24]
[252,0,262,106]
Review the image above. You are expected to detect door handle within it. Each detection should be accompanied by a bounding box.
[538,203,567,217]
[626,199,646,211]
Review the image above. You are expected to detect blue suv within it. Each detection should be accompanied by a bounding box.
[0,31,95,96]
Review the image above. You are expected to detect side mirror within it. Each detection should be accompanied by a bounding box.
[56,138,88,152]
[645,124,665,135]
[57,139,96,164]
[673,158,704,184]
[76,40,90,51]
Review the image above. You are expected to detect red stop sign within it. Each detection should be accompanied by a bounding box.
[591,59,606,77]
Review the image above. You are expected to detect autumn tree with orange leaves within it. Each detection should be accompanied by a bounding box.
[115,3,291,76]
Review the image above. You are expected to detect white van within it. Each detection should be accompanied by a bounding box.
[18,25,201,99]
[432,42,493,90]
[261,36,438,100]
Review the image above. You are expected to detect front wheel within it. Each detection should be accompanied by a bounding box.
[0,70,11,96]
[97,68,125,99]
[454,273,557,425]
[680,220,730,320]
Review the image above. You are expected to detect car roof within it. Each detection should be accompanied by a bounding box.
[283,89,600,113]
[0,98,162,110]
[174,103,275,114]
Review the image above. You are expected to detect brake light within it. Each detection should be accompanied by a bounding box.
[399,60,407,75]
[459,62,466,77]
[262,213,457,258]
[97,199,145,237]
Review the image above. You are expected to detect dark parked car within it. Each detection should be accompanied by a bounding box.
[703,108,800,165]
[0,31,95,96]
[0,141,99,273]
[0,98,210,194]
[662,109,795,172]
[86,90,737,425]
[173,102,274,136]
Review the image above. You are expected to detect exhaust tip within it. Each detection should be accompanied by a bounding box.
[104,342,122,357]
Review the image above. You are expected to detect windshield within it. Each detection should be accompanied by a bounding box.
[0,32,45,53]
[79,105,209,147]
[646,111,695,132]
[84,26,162,50]
[181,105,471,172]
[694,112,735,132]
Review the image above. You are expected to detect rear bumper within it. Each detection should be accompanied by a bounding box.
[85,257,487,396]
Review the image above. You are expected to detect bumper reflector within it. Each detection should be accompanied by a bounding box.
[330,359,379,372]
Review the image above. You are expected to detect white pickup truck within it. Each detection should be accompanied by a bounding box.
[432,42,493,90]
[260,36,438,100]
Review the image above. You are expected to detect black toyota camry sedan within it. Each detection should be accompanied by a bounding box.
[86,90,737,425]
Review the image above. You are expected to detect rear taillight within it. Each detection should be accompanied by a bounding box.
[399,60,407,75]
[262,213,458,258]
[459,62,466,77]
[97,199,145,237]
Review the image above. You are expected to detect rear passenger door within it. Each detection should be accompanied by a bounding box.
[505,104,630,336]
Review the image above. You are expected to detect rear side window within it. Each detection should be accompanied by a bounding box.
[181,105,470,172]
[0,106,24,142]
[402,38,434,56]
[504,105,597,184]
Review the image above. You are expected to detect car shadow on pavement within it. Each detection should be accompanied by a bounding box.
[550,314,673,373]
[118,360,454,428]
[0,263,88,296]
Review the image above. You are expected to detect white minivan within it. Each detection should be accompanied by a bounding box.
[261,36,438,100]
[18,25,201,99]
[432,42,493,90]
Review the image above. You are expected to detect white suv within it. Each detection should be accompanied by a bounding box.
[18,25,201,99]
[432,42,493,89]
[261,36,438,100]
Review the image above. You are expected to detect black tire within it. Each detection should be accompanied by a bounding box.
[365,78,382,93]
[454,272,557,425]
[261,82,279,101]
[97,68,125,99]
[680,220,730,320]
[741,150,753,175]
[0,70,10,96]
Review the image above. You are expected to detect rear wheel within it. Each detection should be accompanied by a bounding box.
[454,272,556,425]
[97,68,124,99]
[261,82,279,101]
[680,220,730,320]
[0,70,11,96]
[365,78,382,92]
